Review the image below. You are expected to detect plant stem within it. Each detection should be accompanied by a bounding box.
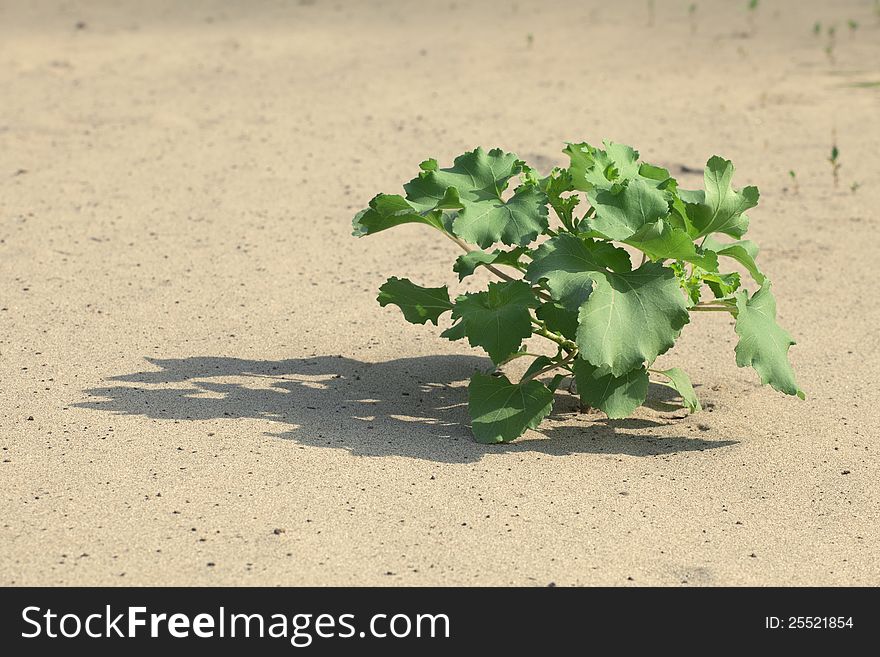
[496,351,546,366]
[530,318,577,351]
[441,231,518,283]
[521,352,578,383]
[690,306,734,312]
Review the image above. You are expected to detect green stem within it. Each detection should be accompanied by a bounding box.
[690,306,735,313]
[441,231,519,283]
[496,351,547,366]
[521,352,577,384]
[530,318,578,351]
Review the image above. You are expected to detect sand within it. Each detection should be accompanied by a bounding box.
[1,0,878,586]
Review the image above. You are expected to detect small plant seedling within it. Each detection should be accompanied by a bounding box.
[824,26,837,63]
[647,0,655,27]
[788,170,799,194]
[526,32,534,48]
[829,143,841,186]
[850,181,861,194]
[813,21,821,36]
[354,142,804,443]
[848,19,859,33]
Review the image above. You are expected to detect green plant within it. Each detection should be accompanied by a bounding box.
[850,181,860,194]
[353,142,804,443]
[788,170,799,194]
[824,26,837,63]
[688,3,697,33]
[813,21,821,36]
[848,19,859,33]
[829,143,841,186]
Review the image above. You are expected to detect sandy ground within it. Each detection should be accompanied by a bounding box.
[1,0,878,586]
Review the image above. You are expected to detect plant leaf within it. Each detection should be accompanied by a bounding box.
[522,355,554,380]
[353,194,445,237]
[564,141,642,192]
[536,302,578,340]
[653,367,701,413]
[684,156,759,239]
[447,280,537,364]
[526,233,631,310]
[377,277,453,325]
[587,178,671,240]
[624,219,719,270]
[404,147,549,248]
[540,168,579,226]
[573,360,648,418]
[703,236,765,285]
[576,262,690,376]
[468,372,554,443]
[703,272,741,298]
[453,247,525,281]
[734,284,804,398]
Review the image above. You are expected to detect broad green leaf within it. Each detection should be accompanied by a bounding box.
[446,280,537,364]
[703,236,765,285]
[653,367,701,413]
[526,233,631,310]
[573,360,648,418]
[685,156,759,239]
[734,284,804,398]
[452,184,549,249]
[577,262,690,376]
[586,178,671,240]
[468,372,554,443]
[703,271,741,298]
[624,219,719,270]
[377,277,453,325]
[353,194,445,237]
[404,147,549,248]
[440,319,466,341]
[536,301,578,340]
[453,247,525,281]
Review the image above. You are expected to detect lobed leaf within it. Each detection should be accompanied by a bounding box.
[734,284,804,398]
[573,360,648,418]
[468,372,554,443]
[444,280,537,364]
[526,233,631,311]
[353,194,445,237]
[404,147,549,248]
[576,262,690,376]
[624,220,719,270]
[653,367,701,413]
[683,156,759,239]
[703,236,765,285]
[587,178,671,240]
[453,247,526,281]
[377,277,453,325]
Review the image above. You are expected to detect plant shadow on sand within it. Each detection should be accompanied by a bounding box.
[77,355,737,464]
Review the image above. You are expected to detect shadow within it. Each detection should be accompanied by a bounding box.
[76,355,738,463]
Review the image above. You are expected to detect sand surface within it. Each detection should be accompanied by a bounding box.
[1,0,878,586]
